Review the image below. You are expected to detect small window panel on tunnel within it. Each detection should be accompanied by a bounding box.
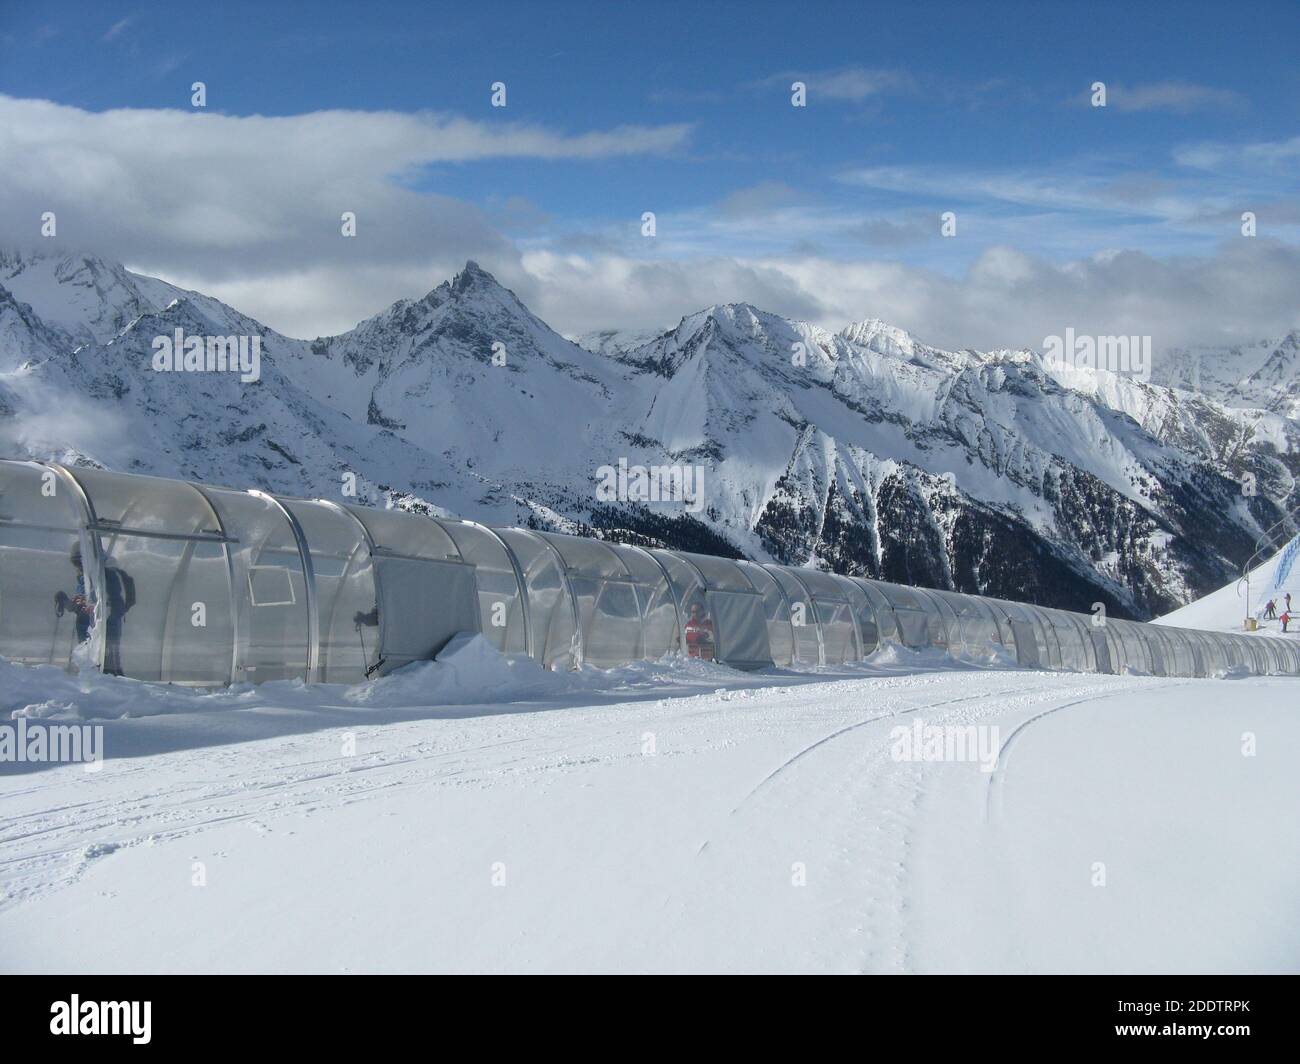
[248,565,297,607]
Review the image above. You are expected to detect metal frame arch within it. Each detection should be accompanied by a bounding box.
[578,538,648,661]
[833,574,880,660]
[662,548,734,663]
[36,461,108,673]
[187,480,242,686]
[459,519,534,660]
[315,497,389,678]
[626,543,689,658]
[911,585,960,656]
[821,573,868,661]
[249,490,319,683]
[736,559,799,666]
[851,576,906,650]
[500,526,586,669]
[769,564,828,666]
[149,479,232,685]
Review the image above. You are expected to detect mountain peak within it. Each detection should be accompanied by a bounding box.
[451,259,501,294]
[838,317,917,355]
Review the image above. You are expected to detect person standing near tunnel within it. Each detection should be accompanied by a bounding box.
[685,600,715,662]
[55,543,136,676]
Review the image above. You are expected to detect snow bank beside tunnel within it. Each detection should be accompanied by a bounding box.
[0,633,756,722]
[1,630,1027,724]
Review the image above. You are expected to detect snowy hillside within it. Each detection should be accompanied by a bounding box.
[2,637,1297,974]
[1157,533,1300,635]
[2,244,1297,619]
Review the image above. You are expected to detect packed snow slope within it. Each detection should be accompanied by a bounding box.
[1,639,1296,974]
[4,247,1300,620]
[1157,533,1300,635]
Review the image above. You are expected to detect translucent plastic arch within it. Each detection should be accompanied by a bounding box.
[64,465,237,684]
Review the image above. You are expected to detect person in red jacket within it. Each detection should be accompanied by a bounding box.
[684,601,715,661]
[1282,611,1291,634]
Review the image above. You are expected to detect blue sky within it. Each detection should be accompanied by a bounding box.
[1,0,1297,347]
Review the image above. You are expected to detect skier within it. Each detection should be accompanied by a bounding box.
[1287,593,1293,613]
[684,601,715,662]
[54,544,95,644]
[55,544,136,675]
[1283,611,1291,634]
[1265,599,1277,619]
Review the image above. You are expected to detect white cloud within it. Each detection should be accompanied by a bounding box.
[0,94,690,330]
[0,96,1295,357]
[0,94,689,263]
[807,67,912,102]
[101,16,136,43]
[1109,81,1245,114]
[514,242,1300,354]
[1174,135,1300,172]
[753,67,913,103]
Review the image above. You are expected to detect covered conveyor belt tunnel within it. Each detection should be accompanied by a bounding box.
[1,459,1295,684]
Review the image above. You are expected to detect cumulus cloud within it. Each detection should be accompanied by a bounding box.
[0,95,1295,355]
[518,241,1300,354]
[0,94,690,333]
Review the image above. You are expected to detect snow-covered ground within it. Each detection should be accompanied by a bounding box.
[3,637,1296,974]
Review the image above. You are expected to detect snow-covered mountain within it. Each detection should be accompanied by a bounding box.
[1153,333,1300,418]
[2,244,1296,619]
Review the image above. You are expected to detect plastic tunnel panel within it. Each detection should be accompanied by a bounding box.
[836,578,879,657]
[372,557,479,673]
[1010,620,1042,667]
[0,461,93,670]
[763,566,822,663]
[537,533,647,668]
[435,520,527,656]
[707,589,774,669]
[874,582,948,650]
[68,466,235,684]
[1089,627,1114,674]
[734,561,795,667]
[852,579,901,646]
[607,542,680,662]
[663,550,769,668]
[278,499,380,684]
[201,485,311,684]
[491,528,579,670]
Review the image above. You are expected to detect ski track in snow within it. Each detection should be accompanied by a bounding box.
[982,679,1196,823]
[696,673,1161,973]
[1,667,1295,973]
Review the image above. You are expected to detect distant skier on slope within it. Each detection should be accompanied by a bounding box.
[1287,592,1293,612]
[1265,599,1278,619]
[1283,611,1291,634]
